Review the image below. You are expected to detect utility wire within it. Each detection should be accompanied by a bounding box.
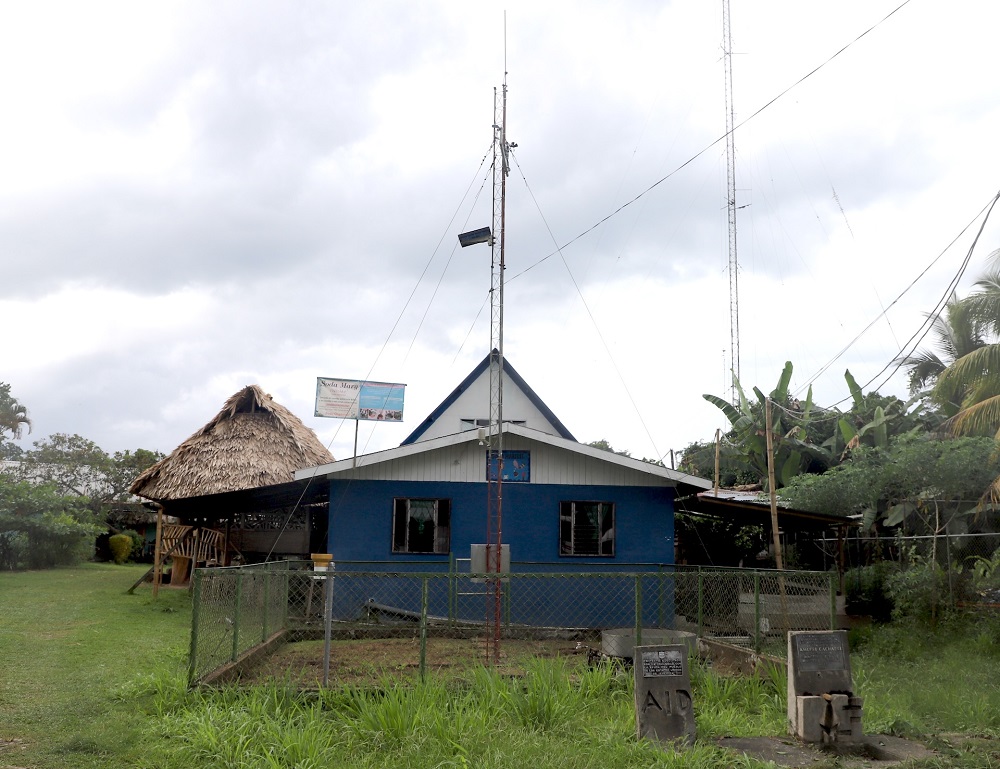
[265,142,495,560]
[511,150,666,462]
[849,189,1000,397]
[402,148,495,364]
[796,189,1000,407]
[507,0,913,285]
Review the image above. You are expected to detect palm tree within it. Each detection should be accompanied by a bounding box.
[933,250,1000,434]
[0,383,31,439]
[902,293,989,405]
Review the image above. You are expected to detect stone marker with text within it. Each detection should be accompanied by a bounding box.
[787,630,863,744]
[633,644,696,747]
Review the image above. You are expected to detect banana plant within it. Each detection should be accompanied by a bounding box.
[704,361,834,489]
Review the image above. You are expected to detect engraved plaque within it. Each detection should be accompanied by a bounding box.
[642,649,684,678]
[793,633,848,672]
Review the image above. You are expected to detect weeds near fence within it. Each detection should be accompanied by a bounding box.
[689,658,785,739]
[160,656,795,769]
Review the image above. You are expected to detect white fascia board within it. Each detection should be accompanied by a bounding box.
[295,423,713,490]
[504,424,713,489]
[294,429,480,480]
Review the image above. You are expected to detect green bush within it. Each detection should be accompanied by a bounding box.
[108,534,133,564]
[120,529,144,561]
[0,478,102,569]
[886,561,951,623]
[845,561,899,621]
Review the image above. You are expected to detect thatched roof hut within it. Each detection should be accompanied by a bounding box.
[130,385,334,502]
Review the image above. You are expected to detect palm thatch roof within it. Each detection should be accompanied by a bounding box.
[130,385,334,502]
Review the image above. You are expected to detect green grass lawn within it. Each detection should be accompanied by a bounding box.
[1,565,998,769]
[0,564,191,768]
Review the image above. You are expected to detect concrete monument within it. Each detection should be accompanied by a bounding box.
[633,644,696,746]
[787,630,863,744]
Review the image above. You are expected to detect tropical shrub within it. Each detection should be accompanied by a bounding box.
[108,533,133,564]
[885,556,951,624]
[0,477,102,570]
[844,561,899,620]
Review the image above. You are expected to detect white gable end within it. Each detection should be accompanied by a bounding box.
[416,368,559,442]
[402,352,576,445]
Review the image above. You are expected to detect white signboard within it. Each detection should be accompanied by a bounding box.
[315,377,405,422]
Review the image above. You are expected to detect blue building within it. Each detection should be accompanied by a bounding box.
[295,352,711,627]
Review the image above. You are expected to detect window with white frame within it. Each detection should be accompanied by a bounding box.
[392,498,451,554]
[559,501,615,556]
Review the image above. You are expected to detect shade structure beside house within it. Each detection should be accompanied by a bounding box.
[130,385,334,575]
[131,384,333,500]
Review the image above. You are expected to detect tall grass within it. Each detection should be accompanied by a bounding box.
[156,627,1000,769]
[688,657,785,738]
[159,658,788,769]
[4,566,1000,768]
[852,616,1000,738]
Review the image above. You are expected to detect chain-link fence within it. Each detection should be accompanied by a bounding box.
[820,530,1000,570]
[188,561,838,685]
[187,561,291,685]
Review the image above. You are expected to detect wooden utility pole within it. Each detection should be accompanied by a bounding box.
[764,398,784,571]
[714,428,721,496]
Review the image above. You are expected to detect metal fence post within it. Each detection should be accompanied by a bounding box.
[753,571,761,653]
[231,569,244,664]
[187,568,202,687]
[280,565,289,632]
[262,569,270,644]
[634,574,643,647]
[829,572,837,630]
[420,577,429,681]
[697,568,704,638]
[448,553,456,625]
[322,570,334,688]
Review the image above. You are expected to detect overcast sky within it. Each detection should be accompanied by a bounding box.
[4,0,1000,467]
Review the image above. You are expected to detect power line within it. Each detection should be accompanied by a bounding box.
[510,150,665,461]
[796,189,1000,406]
[507,0,913,285]
[851,189,1000,396]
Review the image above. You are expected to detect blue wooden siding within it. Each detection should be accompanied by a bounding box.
[323,479,677,628]
[325,479,676,566]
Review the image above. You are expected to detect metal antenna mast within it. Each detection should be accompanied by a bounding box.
[485,77,510,664]
[723,0,740,400]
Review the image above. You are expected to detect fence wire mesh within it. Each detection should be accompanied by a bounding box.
[819,531,1000,571]
[188,562,838,685]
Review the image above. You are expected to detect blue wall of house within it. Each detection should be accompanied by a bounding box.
[322,479,678,628]
[325,479,676,565]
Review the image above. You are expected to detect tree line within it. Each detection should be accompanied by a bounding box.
[673,251,1000,567]
[0,383,163,570]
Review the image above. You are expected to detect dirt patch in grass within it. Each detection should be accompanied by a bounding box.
[235,635,591,687]
[718,734,941,768]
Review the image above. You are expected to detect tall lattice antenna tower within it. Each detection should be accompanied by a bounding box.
[457,73,512,665]
[723,0,740,400]
[485,78,510,664]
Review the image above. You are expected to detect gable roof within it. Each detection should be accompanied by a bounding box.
[401,349,576,445]
[130,385,334,502]
[298,422,711,491]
